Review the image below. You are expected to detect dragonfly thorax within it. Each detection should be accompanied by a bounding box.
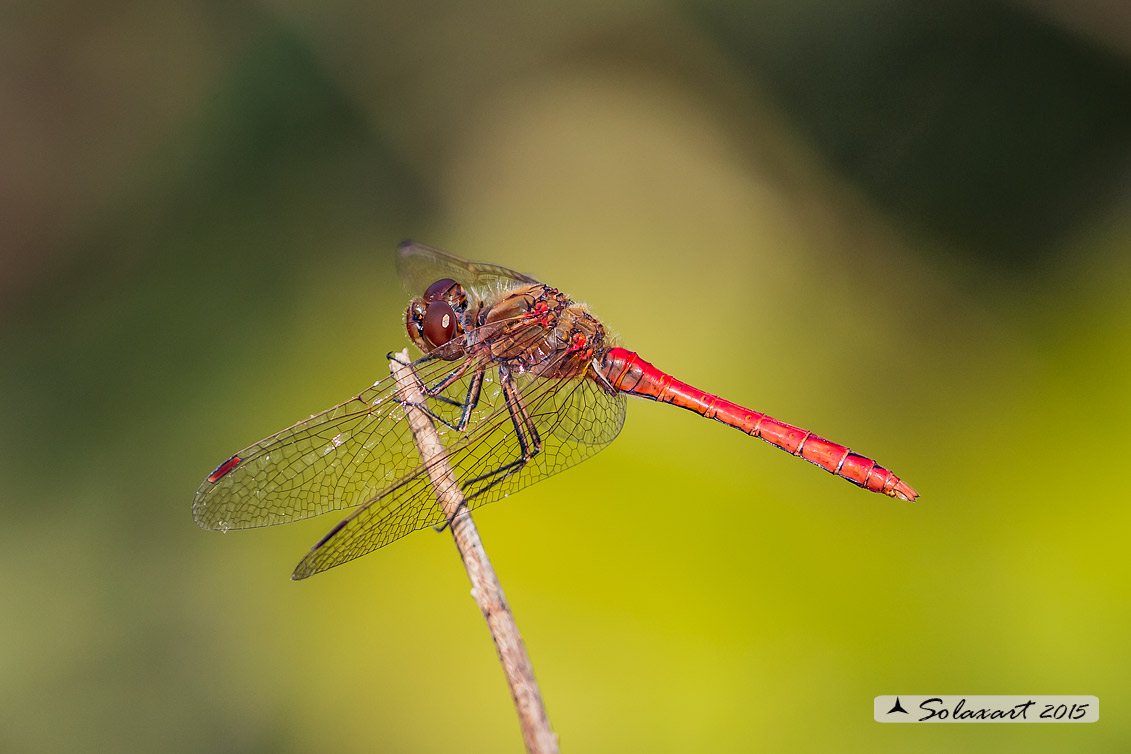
[407,280,610,381]
[477,284,611,381]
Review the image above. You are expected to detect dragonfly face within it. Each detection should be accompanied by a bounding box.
[405,278,471,357]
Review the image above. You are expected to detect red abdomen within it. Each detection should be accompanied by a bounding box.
[601,347,918,501]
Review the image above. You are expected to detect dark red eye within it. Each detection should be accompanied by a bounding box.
[422,301,458,346]
[424,278,459,302]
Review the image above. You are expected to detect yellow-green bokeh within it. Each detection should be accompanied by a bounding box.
[2,2,1128,752]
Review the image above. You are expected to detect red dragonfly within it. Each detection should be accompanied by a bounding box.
[194,242,917,579]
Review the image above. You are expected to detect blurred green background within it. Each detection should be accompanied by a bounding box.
[2,0,1129,752]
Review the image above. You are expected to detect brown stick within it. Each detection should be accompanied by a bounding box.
[389,349,559,754]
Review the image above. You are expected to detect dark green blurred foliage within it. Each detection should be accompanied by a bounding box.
[696,0,1131,268]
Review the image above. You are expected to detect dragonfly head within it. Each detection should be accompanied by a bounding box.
[406,278,469,354]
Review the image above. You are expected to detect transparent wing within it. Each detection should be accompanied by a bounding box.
[194,300,628,578]
[292,361,627,578]
[192,354,492,531]
[197,241,540,533]
[396,240,539,299]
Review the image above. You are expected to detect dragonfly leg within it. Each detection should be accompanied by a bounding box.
[433,366,544,533]
[388,349,463,408]
[386,350,451,368]
[421,357,475,406]
[398,358,486,432]
[418,368,484,434]
[386,350,417,365]
[460,367,543,498]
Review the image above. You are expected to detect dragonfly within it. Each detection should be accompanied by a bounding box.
[194,242,917,579]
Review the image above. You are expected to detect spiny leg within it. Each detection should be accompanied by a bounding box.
[433,366,544,532]
[388,350,473,408]
[459,366,544,498]
[397,356,487,432]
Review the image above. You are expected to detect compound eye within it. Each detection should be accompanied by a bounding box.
[422,301,458,346]
[424,278,460,302]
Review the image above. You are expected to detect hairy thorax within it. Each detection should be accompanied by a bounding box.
[474,284,610,380]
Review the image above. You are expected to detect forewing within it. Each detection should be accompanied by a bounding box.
[191,355,486,531]
[396,240,539,299]
[293,355,627,578]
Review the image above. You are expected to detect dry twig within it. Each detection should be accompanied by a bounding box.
[389,349,559,754]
